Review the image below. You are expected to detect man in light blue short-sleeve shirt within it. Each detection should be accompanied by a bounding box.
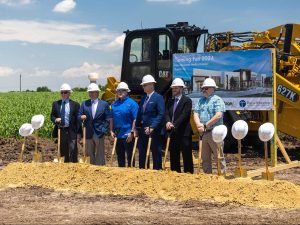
[193,78,226,174]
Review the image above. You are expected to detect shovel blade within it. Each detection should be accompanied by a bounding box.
[262,171,274,181]
[79,157,90,164]
[53,156,64,163]
[32,151,42,163]
[234,167,247,178]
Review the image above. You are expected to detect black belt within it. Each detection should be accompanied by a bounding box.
[60,126,69,130]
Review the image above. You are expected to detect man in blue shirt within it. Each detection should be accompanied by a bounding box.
[135,74,165,170]
[110,82,138,167]
[193,78,226,174]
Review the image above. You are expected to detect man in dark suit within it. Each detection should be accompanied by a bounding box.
[78,83,111,165]
[51,83,81,163]
[135,74,165,170]
[165,78,194,173]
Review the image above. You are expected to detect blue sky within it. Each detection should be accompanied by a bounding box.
[0,0,298,92]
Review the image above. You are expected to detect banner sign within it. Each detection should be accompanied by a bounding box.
[173,49,273,110]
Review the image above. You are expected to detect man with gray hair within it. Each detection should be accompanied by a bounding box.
[78,83,111,165]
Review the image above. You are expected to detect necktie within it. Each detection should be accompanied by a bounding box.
[92,100,97,118]
[142,95,149,113]
[61,101,66,126]
[172,97,179,123]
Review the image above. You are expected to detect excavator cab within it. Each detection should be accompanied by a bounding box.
[121,22,208,98]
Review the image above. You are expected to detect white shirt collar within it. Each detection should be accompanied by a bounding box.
[147,91,155,99]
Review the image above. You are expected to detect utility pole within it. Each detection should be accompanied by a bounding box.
[19,74,22,92]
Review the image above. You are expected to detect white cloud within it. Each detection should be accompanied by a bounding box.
[28,67,56,77]
[0,0,33,6]
[0,66,16,77]
[53,0,76,13]
[147,0,198,4]
[0,20,124,51]
[62,62,121,81]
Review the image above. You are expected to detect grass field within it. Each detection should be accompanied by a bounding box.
[0,92,90,138]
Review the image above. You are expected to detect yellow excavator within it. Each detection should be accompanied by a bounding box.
[102,22,300,162]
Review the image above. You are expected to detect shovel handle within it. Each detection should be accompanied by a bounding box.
[198,139,202,173]
[162,137,171,170]
[57,127,61,161]
[238,139,242,168]
[217,143,221,176]
[131,137,138,167]
[19,137,26,162]
[110,137,117,166]
[264,141,269,173]
[83,125,86,159]
[145,136,152,169]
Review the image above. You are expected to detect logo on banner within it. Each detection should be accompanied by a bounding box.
[239,100,247,108]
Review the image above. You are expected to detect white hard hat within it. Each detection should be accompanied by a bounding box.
[116,82,131,92]
[212,125,228,143]
[231,120,248,140]
[87,83,100,92]
[88,72,99,82]
[258,122,275,142]
[202,78,218,88]
[171,78,185,88]
[19,123,34,137]
[140,74,156,85]
[31,114,45,129]
[60,83,72,92]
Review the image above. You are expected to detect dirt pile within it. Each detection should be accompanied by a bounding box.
[0,162,299,209]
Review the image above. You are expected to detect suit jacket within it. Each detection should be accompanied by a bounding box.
[51,99,81,139]
[78,99,111,139]
[136,92,165,134]
[165,95,192,137]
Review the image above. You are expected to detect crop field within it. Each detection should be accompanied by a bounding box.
[0,91,89,138]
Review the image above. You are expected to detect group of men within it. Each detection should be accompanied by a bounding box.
[50,74,226,174]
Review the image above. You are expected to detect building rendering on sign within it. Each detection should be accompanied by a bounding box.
[192,68,269,92]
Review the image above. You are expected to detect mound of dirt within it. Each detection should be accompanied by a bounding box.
[0,163,299,209]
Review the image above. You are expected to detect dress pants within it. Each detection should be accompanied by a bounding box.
[60,127,78,163]
[169,134,194,173]
[138,129,162,170]
[86,133,105,165]
[116,138,134,167]
[201,130,226,174]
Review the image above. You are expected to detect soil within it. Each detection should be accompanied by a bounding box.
[0,136,300,225]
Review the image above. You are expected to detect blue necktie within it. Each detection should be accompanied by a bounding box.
[143,96,149,113]
[61,101,66,126]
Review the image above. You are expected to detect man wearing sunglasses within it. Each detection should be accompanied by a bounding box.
[51,83,81,162]
[110,82,138,167]
[193,78,226,174]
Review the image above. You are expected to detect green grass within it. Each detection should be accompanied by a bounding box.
[0,92,90,138]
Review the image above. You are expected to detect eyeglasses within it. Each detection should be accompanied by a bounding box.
[201,87,209,91]
[60,91,69,94]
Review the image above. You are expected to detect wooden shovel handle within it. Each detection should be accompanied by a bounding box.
[110,137,117,166]
[145,137,152,169]
[162,137,171,170]
[57,127,61,161]
[131,137,138,167]
[19,137,26,162]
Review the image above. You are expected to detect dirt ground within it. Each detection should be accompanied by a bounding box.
[0,136,300,225]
